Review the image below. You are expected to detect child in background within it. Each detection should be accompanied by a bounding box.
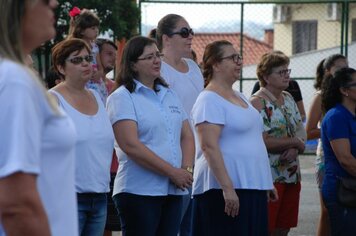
[68,6,108,104]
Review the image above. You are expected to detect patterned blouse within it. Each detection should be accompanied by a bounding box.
[256,91,302,183]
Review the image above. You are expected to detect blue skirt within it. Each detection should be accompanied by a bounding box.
[193,189,268,236]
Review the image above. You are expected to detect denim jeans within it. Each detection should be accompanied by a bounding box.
[323,199,356,236]
[113,193,183,236]
[77,193,107,236]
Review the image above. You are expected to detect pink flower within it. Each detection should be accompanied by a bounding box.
[69,7,81,17]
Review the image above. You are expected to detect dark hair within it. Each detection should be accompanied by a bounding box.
[156,14,184,50]
[115,36,168,93]
[202,40,233,87]
[191,49,197,63]
[148,28,157,40]
[256,51,290,87]
[314,54,347,90]
[45,66,63,89]
[68,9,100,39]
[321,67,356,113]
[96,38,117,51]
[51,38,91,76]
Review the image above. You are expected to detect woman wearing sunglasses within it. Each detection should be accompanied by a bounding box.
[156,14,204,236]
[250,51,306,236]
[191,40,275,236]
[320,67,356,235]
[0,0,79,235]
[50,38,114,236]
[106,36,194,236]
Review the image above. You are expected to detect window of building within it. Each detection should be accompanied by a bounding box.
[352,19,356,42]
[292,20,317,54]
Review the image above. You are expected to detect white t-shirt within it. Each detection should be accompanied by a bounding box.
[160,58,204,118]
[0,59,78,236]
[50,89,114,193]
[191,90,274,195]
[106,81,188,196]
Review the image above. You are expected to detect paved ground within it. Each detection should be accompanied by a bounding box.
[112,154,320,236]
[290,154,319,236]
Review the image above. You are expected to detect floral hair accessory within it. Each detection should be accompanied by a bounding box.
[69,7,81,17]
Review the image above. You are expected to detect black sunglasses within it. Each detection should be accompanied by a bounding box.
[66,55,93,65]
[168,27,194,38]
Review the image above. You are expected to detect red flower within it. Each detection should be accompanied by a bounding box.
[264,106,273,122]
[69,7,81,17]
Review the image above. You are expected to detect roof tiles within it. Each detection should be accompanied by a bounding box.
[192,32,273,66]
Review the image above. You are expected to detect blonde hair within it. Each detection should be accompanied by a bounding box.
[0,0,59,113]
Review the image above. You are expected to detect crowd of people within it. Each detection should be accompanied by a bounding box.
[1,1,356,236]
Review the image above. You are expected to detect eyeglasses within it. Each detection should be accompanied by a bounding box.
[344,82,356,88]
[137,52,164,61]
[66,55,93,65]
[168,27,194,38]
[221,54,243,63]
[272,69,292,77]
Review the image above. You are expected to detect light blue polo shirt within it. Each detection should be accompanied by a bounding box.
[106,80,188,196]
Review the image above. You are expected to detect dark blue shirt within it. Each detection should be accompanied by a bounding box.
[321,104,356,202]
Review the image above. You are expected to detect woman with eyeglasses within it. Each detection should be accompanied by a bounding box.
[106,36,194,236]
[306,54,348,236]
[320,67,356,235]
[156,14,204,236]
[50,38,114,236]
[0,0,78,235]
[191,40,275,236]
[250,51,306,236]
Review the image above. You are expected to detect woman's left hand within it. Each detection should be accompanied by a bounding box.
[267,187,279,202]
[279,148,298,164]
[222,188,239,218]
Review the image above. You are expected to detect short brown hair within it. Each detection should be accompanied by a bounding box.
[52,38,91,75]
[256,51,290,87]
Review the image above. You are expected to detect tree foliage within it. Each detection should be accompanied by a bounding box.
[35,0,140,76]
[55,0,140,42]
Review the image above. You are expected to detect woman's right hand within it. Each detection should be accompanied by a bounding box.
[223,188,239,217]
[169,168,193,191]
[294,137,305,153]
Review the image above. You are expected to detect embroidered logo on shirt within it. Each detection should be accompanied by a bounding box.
[169,105,181,114]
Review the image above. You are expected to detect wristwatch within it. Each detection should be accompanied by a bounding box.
[183,166,193,174]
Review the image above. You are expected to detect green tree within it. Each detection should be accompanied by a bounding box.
[55,0,140,41]
[36,0,140,76]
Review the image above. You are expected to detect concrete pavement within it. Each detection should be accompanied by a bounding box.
[290,154,319,236]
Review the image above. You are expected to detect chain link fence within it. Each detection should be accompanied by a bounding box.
[139,0,356,117]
